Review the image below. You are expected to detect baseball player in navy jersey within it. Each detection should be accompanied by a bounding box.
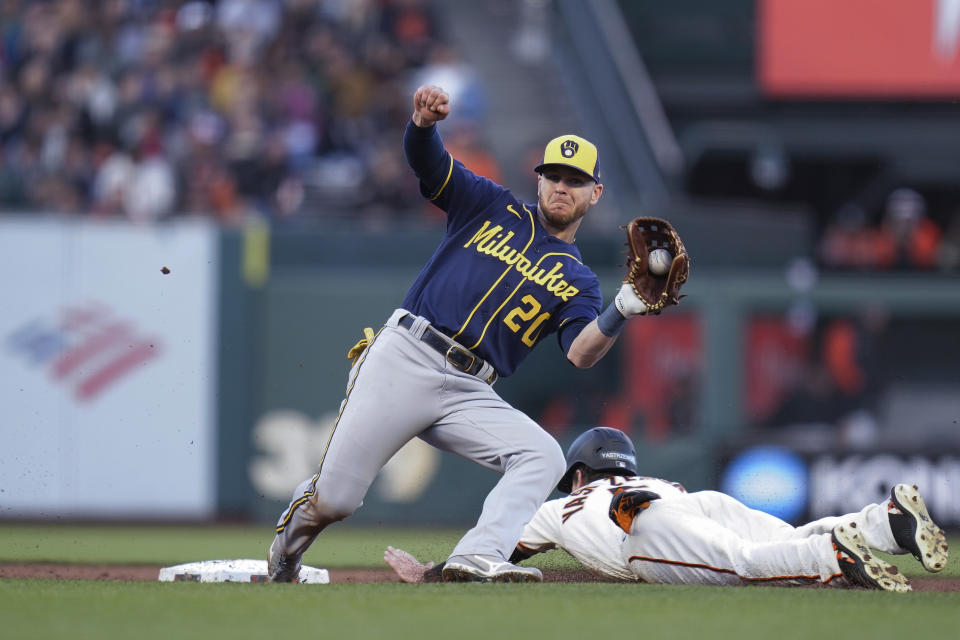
[267,85,653,583]
[385,427,948,591]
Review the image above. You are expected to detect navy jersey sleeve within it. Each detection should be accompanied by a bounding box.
[403,121,508,232]
[403,121,449,188]
[555,272,603,355]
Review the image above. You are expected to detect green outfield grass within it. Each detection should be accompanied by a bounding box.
[1,524,958,640]
[0,522,465,568]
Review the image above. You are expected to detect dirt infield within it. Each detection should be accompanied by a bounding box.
[1,562,958,590]
[0,563,614,584]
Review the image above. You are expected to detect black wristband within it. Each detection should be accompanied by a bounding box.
[424,562,445,582]
[597,301,627,337]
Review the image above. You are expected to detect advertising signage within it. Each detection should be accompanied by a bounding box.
[721,445,960,526]
[759,0,960,97]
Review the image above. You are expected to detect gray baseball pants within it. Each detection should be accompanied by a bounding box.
[272,309,566,562]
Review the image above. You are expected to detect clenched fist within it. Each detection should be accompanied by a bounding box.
[412,85,450,128]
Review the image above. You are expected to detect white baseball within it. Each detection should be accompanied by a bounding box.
[648,248,673,276]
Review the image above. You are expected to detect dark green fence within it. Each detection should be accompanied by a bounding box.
[217,227,960,525]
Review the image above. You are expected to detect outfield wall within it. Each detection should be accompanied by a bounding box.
[2,218,958,527]
[0,217,219,518]
[233,226,960,527]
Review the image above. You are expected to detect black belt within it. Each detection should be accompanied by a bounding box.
[398,315,498,385]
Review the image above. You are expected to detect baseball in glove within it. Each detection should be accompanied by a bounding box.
[620,217,689,315]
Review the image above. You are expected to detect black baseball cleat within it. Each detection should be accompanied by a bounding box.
[608,489,661,534]
[831,523,911,592]
[887,483,949,573]
[267,538,302,583]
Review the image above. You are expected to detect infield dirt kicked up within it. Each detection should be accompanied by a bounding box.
[2,562,958,591]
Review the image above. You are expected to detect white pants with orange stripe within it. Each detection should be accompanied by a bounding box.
[271,309,566,564]
[622,491,899,586]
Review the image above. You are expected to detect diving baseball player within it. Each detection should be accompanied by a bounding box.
[268,85,674,583]
[385,427,949,591]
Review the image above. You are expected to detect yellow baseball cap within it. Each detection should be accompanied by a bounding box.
[534,135,600,182]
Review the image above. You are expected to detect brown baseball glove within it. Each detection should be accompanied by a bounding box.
[623,217,689,314]
[609,488,662,534]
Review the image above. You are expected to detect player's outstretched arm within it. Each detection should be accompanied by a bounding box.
[567,240,672,369]
[384,546,440,583]
[411,84,450,128]
[509,544,542,564]
[565,319,620,368]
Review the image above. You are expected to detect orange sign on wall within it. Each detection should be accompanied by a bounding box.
[759,0,960,97]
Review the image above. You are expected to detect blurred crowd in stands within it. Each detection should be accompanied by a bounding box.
[0,0,497,227]
[818,187,960,273]
[1,1,957,273]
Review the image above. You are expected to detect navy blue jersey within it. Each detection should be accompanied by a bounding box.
[401,122,603,377]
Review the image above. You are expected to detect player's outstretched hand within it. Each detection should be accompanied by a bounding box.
[412,85,450,128]
[384,546,435,583]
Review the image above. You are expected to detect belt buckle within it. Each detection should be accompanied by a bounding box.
[445,343,476,373]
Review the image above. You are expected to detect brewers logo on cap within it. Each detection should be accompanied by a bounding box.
[534,134,600,182]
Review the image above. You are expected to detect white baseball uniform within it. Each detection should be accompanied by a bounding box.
[517,475,905,587]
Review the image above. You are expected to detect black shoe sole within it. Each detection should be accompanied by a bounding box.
[832,524,911,592]
[889,484,949,573]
